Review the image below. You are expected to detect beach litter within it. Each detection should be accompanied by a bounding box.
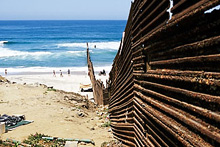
[0,122,5,135]
[101,140,123,147]
[0,114,33,132]
[42,136,95,146]
[0,133,95,146]
[65,141,78,147]
[80,83,92,92]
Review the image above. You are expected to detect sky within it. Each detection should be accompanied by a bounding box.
[0,0,132,20]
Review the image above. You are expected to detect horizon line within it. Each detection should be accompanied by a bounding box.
[0,19,127,21]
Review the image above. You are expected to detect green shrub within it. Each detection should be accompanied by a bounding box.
[47,88,56,92]
[101,121,111,127]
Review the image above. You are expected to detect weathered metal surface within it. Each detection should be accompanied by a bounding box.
[87,44,109,105]
[109,0,220,146]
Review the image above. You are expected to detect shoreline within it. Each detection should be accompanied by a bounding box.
[2,71,88,76]
[0,66,112,75]
[3,70,109,100]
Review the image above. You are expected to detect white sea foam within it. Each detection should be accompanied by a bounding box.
[67,50,87,56]
[0,47,52,58]
[0,41,8,44]
[0,46,88,61]
[0,41,8,47]
[57,41,120,50]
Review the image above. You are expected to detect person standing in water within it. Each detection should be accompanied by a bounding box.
[60,70,63,77]
[53,70,56,77]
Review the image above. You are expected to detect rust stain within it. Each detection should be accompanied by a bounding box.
[108,0,220,146]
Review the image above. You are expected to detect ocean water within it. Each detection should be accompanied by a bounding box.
[0,20,126,74]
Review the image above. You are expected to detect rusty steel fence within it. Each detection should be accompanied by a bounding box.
[87,44,109,105]
[109,0,220,146]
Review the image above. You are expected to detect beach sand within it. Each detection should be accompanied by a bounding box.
[5,71,109,100]
[0,72,111,146]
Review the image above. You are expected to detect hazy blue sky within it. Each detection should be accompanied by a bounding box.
[0,0,132,20]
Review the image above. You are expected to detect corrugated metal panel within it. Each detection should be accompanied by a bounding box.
[109,0,220,146]
[87,45,109,105]
[109,2,135,146]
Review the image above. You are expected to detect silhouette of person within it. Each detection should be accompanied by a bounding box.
[68,69,70,76]
[5,69,7,75]
[53,70,56,77]
[60,70,63,77]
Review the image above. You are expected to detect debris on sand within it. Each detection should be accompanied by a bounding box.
[101,140,123,147]
[0,76,9,83]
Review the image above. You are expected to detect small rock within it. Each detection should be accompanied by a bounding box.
[78,103,88,109]
[90,127,95,131]
[80,142,86,145]
[64,96,69,100]
[72,101,78,105]
[77,112,84,117]
[77,109,81,112]
[71,107,76,111]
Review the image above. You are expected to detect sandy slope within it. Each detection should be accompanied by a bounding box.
[0,81,112,146]
[5,72,109,100]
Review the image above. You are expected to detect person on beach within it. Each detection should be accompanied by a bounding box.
[5,69,7,75]
[68,69,70,76]
[60,70,63,77]
[99,69,106,76]
[53,70,56,77]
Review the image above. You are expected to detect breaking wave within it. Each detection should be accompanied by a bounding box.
[0,41,9,46]
[0,47,52,58]
[0,47,87,61]
[67,50,86,54]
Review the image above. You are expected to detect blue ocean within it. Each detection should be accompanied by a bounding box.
[0,20,126,74]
